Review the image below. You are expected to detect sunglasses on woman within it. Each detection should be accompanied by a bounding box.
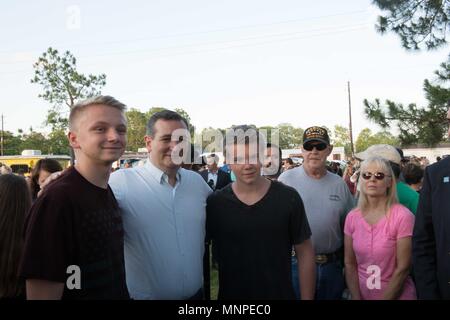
[361,172,391,180]
[303,142,328,151]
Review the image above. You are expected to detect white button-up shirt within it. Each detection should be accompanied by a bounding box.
[207,170,218,189]
[109,159,212,299]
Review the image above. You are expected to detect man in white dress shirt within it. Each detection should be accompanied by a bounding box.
[200,153,232,191]
[109,110,212,300]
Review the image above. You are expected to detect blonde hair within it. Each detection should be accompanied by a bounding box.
[357,156,398,213]
[69,95,126,131]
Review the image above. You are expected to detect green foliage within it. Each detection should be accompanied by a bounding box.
[258,126,278,146]
[47,129,70,155]
[17,128,48,153]
[1,131,23,155]
[364,56,450,146]
[31,47,106,130]
[332,125,352,156]
[277,123,303,149]
[45,107,69,131]
[125,107,196,151]
[1,128,70,156]
[196,123,304,152]
[198,127,224,152]
[145,107,167,119]
[125,108,148,152]
[373,0,450,50]
[355,128,399,152]
[174,108,195,138]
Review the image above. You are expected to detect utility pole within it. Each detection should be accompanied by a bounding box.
[347,81,354,156]
[1,114,4,156]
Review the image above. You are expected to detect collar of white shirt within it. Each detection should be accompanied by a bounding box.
[146,159,182,185]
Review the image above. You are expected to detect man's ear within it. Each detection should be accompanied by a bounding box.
[327,144,334,156]
[68,131,80,149]
[144,135,153,153]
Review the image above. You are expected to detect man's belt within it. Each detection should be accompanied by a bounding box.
[292,250,341,265]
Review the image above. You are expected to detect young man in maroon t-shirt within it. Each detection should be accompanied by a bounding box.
[20,96,130,300]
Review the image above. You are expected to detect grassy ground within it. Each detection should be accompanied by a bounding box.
[210,264,219,300]
[206,243,219,300]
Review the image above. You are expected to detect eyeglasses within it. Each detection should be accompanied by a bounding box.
[361,172,391,180]
[303,142,327,151]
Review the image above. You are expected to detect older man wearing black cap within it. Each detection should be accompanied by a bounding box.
[279,126,355,300]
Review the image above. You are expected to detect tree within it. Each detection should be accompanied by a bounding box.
[125,107,196,151]
[258,126,277,145]
[31,47,107,160]
[1,131,22,155]
[355,128,399,152]
[19,128,48,153]
[47,129,70,155]
[174,107,195,139]
[126,108,148,152]
[1,128,69,156]
[277,123,303,149]
[332,125,352,156]
[31,47,107,130]
[372,0,450,50]
[355,128,373,152]
[364,56,450,146]
[145,107,167,120]
[198,127,224,151]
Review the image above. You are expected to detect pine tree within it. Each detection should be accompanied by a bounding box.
[364,55,450,146]
[373,0,450,50]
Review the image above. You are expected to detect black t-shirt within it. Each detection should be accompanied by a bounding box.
[20,166,129,300]
[206,180,311,300]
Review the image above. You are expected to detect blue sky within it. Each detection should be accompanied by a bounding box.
[1,0,448,141]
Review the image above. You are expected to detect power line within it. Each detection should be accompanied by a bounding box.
[76,25,369,65]
[75,23,370,60]
[0,23,370,74]
[0,9,369,55]
[0,20,370,66]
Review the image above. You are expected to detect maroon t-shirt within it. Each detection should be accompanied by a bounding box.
[20,166,129,300]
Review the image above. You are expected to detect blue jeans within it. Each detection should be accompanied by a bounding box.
[291,256,345,300]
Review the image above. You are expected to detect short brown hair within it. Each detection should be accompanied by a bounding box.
[223,125,265,164]
[146,110,188,137]
[403,162,424,185]
[69,95,126,131]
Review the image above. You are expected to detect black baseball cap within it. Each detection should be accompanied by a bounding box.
[303,126,330,145]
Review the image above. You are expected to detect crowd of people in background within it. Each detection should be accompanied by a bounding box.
[1,96,450,301]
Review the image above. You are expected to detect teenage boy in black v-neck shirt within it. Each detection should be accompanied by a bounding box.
[20,96,130,300]
[206,125,316,300]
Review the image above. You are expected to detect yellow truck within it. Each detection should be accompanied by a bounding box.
[0,150,70,176]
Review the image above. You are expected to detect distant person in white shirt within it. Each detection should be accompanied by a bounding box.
[200,153,232,191]
[109,110,212,300]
